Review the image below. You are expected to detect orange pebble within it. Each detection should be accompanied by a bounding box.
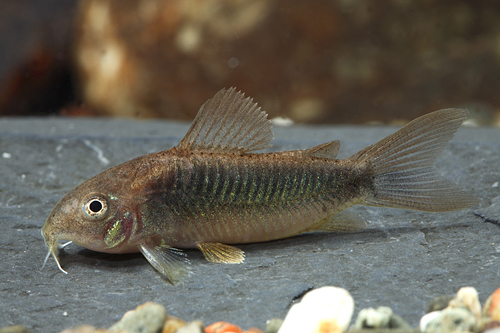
[487,287,500,319]
[205,321,243,333]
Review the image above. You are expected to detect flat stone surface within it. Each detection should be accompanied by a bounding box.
[0,117,498,332]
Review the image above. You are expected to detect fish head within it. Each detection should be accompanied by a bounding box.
[42,168,139,273]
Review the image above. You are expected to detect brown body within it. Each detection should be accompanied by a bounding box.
[42,88,479,284]
[129,149,371,247]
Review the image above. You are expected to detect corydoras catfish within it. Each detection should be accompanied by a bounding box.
[42,87,479,284]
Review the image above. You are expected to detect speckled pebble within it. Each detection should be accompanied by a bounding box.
[108,302,166,333]
[421,307,476,333]
[355,307,392,329]
[354,306,411,330]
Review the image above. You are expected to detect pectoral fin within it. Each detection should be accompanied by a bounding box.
[139,239,191,285]
[303,210,367,233]
[196,242,245,264]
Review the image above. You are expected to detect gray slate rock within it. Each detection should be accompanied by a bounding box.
[0,118,498,333]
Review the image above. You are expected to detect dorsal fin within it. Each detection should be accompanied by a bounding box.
[303,141,340,159]
[177,87,274,153]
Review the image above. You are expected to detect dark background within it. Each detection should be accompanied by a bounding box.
[1,0,500,125]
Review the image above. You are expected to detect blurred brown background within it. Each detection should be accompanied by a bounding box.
[1,0,499,125]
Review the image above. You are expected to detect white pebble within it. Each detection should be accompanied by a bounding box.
[421,287,481,333]
[278,286,354,333]
[448,286,481,321]
[421,307,476,333]
[355,306,392,329]
[2,152,11,158]
[492,182,498,188]
[420,311,441,332]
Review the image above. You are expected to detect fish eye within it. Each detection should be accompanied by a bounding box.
[83,195,108,219]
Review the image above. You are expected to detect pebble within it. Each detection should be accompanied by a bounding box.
[420,307,476,333]
[481,287,500,332]
[205,322,264,333]
[355,307,392,329]
[354,306,411,330]
[485,287,500,320]
[243,329,264,333]
[9,285,500,333]
[484,328,500,333]
[162,315,188,333]
[175,320,204,333]
[0,326,31,333]
[484,323,500,332]
[265,319,283,333]
[419,311,442,332]
[205,322,243,333]
[448,286,481,321]
[420,287,481,333]
[278,286,354,333]
[108,302,166,333]
[59,326,112,333]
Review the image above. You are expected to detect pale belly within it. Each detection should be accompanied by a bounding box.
[169,197,336,246]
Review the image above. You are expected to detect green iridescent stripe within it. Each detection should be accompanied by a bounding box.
[173,155,363,214]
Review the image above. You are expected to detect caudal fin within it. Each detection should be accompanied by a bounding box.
[349,109,479,212]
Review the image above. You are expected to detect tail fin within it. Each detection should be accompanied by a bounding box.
[350,109,479,212]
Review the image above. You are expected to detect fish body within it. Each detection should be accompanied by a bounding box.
[128,149,370,246]
[42,88,479,283]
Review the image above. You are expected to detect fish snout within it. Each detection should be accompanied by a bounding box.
[41,228,68,274]
[41,211,74,274]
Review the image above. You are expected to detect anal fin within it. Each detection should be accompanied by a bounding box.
[139,239,191,285]
[196,242,245,264]
[303,210,367,233]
